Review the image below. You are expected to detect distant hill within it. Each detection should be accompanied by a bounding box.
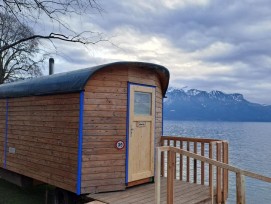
[164,88,271,121]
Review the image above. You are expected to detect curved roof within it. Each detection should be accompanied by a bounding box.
[0,61,170,99]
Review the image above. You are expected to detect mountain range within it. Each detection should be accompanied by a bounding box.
[164,88,271,121]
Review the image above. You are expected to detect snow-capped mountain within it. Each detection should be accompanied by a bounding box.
[164,88,271,121]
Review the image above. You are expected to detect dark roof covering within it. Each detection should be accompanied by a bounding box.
[0,61,170,99]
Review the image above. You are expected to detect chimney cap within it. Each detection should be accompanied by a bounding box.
[49,58,54,75]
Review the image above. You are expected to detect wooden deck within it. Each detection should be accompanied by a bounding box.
[88,178,214,204]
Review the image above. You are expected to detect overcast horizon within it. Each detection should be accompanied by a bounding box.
[39,0,271,105]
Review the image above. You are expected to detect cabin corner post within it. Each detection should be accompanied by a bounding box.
[4,98,8,168]
[77,91,84,195]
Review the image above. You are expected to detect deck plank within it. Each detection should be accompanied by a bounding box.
[89,177,214,204]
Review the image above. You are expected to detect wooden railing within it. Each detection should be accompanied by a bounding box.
[161,136,229,203]
[155,146,271,204]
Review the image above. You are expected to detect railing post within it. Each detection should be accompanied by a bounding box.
[180,140,183,180]
[211,165,215,204]
[194,142,197,184]
[201,142,205,185]
[167,149,174,204]
[236,172,246,204]
[216,142,222,204]
[187,141,190,182]
[161,139,165,177]
[155,147,161,204]
[174,140,177,179]
[223,141,229,202]
[209,142,213,195]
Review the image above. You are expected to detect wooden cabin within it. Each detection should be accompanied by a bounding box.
[0,61,170,196]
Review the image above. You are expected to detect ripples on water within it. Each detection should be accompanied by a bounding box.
[164,120,271,204]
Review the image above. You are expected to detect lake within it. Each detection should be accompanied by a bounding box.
[164,120,271,204]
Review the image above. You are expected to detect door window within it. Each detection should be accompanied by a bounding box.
[134,92,152,115]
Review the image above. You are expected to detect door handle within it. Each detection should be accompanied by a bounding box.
[130,128,134,136]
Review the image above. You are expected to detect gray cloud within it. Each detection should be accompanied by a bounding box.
[46,0,271,104]
[97,1,271,49]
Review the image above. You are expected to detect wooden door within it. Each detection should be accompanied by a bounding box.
[128,84,155,184]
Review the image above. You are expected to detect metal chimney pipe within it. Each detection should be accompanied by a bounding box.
[49,58,54,75]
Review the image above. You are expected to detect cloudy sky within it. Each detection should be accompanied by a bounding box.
[43,0,271,104]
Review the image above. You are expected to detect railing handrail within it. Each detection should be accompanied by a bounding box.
[162,135,225,143]
[161,135,229,203]
[160,146,271,183]
[155,146,271,204]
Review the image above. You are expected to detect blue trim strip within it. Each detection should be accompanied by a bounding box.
[125,82,131,184]
[153,87,156,177]
[4,98,8,168]
[128,82,156,88]
[162,98,164,136]
[77,91,84,195]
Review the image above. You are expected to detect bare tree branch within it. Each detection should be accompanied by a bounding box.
[0,12,44,84]
[1,32,105,53]
[0,0,104,52]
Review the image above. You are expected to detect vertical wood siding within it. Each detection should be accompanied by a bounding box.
[81,65,163,194]
[4,93,80,192]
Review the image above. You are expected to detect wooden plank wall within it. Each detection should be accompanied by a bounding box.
[5,93,80,193]
[0,99,5,167]
[81,65,163,194]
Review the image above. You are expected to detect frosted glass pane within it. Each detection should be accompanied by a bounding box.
[134,92,151,115]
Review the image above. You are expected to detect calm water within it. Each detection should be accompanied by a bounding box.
[164,120,271,204]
